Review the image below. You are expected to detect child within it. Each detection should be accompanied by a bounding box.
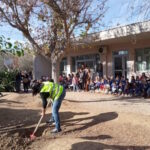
[100,78,105,92]
[94,76,101,91]
[104,78,110,94]
[111,81,117,94]
[146,80,150,98]
[72,74,79,92]
[124,79,130,96]
[118,82,123,95]
[135,76,142,96]
[89,80,95,92]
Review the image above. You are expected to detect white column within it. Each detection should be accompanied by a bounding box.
[52,61,57,82]
[127,48,135,80]
[66,56,71,75]
[102,56,107,77]
[101,48,107,77]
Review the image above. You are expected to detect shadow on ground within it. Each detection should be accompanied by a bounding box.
[63,112,118,133]
[71,141,150,150]
[66,96,150,104]
[0,98,23,104]
[0,108,41,136]
[0,107,90,138]
[81,135,112,140]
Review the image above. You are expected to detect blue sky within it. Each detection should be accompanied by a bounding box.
[101,0,145,29]
[0,25,26,43]
[0,0,149,43]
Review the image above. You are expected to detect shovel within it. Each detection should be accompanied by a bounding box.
[30,98,52,140]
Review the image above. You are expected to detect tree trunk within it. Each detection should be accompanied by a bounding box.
[51,60,59,83]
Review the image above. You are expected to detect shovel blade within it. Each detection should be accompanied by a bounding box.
[30,134,36,140]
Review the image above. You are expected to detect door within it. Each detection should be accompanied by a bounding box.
[114,55,128,78]
[76,60,95,72]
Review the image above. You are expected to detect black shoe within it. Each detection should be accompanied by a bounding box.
[51,128,62,133]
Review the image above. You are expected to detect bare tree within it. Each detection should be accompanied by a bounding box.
[128,0,150,20]
[0,0,108,81]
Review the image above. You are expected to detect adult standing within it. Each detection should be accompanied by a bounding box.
[79,68,84,90]
[15,71,22,92]
[85,69,91,91]
[22,71,29,93]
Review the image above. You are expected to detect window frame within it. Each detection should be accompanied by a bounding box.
[135,48,150,72]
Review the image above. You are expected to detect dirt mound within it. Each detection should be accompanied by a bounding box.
[0,133,29,150]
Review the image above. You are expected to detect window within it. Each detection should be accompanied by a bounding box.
[113,50,128,56]
[135,48,150,71]
[60,57,67,74]
[146,55,150,70]
[71,57,75,72]
[71,54,100,72]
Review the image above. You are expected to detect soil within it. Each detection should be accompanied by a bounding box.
[0,91,150,150]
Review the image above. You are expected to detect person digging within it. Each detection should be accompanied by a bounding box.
[31,79,66,134]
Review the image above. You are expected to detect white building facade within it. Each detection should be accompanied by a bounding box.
[58,20,150,80]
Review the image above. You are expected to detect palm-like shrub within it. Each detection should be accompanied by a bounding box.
[0,70,17,92]
[0,35,24,92]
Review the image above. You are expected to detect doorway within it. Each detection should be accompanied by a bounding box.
[113,51,128,78]
[76,59,95,72]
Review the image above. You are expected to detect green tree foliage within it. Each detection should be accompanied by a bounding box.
[0,36,24,92]
[0,35,24,57]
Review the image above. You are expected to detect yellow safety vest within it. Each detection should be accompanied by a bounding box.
[40,81,63,101]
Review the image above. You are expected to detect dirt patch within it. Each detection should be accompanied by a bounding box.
[0,132,29,150]
[1,92,150,150]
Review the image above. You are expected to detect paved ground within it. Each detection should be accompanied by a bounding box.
[0,92,150,150]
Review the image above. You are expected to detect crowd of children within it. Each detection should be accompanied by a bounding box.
[59,65,91,92]
[23,64,150,99]
[59,70,150,98]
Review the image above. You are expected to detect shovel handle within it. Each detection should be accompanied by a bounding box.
[32,98,52,135]
[33,115,43,134]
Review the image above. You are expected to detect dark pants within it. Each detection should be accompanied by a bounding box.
[23,83,28,93]
[15,80,21,92]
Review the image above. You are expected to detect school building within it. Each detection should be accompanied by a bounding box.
[59,20,150,80]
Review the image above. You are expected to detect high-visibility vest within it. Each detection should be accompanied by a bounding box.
[40,81,64,101]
